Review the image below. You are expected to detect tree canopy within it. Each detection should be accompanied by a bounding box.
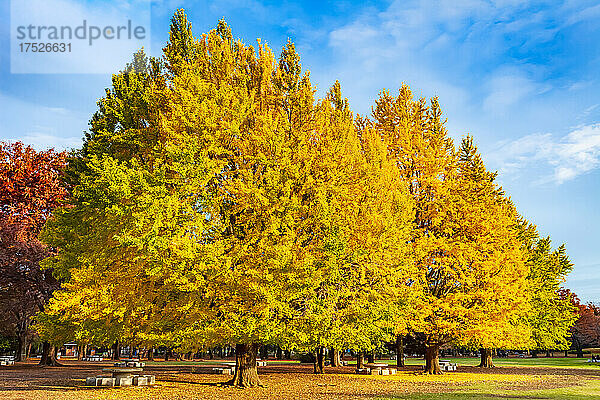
[32,9,579,386]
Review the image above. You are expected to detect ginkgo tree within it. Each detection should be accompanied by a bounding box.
[36,8,577,387]
[286,83,415,374]
[367,86,531,374]
[38,11,417,387]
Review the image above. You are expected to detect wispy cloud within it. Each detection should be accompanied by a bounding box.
[483,68,549,114]
[5,132,82,151]
[489,123,600,184]
[0,92,88,150]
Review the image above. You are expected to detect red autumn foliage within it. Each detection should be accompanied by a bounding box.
[565,289,600,356]
[0,142,68,360]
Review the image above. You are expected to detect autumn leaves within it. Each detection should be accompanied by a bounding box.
[34,10,575,386]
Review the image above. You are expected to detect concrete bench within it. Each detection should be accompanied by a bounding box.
[0,356,15,365]
[82,356,104,361]
[439,360,457,371]
[358,364,398,375]
[86,374,155,387]
[102,367,144,380]
[212,367,234,375]
[114,361,145,368]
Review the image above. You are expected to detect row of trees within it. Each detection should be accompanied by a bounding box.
[0,11,579,387]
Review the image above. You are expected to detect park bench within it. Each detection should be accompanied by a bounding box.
[211,359,267,375]
[212,361,236,375]
[439,360,457,371]
[358,363,397,375]
[213,367,235,375]
[85,360,155,386]
[113,359,145,368]
[82,356,103,361]
[0,356,15,366]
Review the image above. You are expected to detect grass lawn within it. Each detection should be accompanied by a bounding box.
[379,379,600,399]
[398,356,600,369]
[0,358,598,399]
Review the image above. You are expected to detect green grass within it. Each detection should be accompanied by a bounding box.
[378,378,600,399]
[144,359,301,366]
[145,356,599,370]
[352,357,600,369]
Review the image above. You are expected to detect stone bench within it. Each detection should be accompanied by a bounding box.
[212,367,234,375]
[0,356,15,365]
[86,374,155,387]
[439,360,457,371]
[102,367,144,381]
[356,365,397,375]
[356,368,398,375]
[113,361,145,368]
[82,356,104,361]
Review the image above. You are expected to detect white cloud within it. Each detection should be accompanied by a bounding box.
[483,70,542,114]
[489,123,600,184]
[10,0,151,73]
[0,92,88,150]
[5,133,82,151]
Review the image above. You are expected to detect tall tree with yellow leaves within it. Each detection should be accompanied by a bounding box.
[369,85,530,374]
[287,83,414,374]
[38,11,416,388]
[453,137,530,368]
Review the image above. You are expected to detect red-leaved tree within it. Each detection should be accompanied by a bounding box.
[567,290,600,358]
[0,142,68,364]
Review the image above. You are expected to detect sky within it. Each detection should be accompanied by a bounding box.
[0,0,599,301]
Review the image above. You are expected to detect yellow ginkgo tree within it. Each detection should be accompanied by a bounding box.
[368,85,530,374]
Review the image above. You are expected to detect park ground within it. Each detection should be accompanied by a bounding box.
[1,357,600,399]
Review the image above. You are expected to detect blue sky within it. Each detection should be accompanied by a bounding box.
[1,0,599,301]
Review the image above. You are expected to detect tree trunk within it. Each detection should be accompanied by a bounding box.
[260,345,268,360]
[546,350,551,357]
[314,347,325,374]
[576,347,583,358]
[424,343,442,374]
[147,347,154,361]
[564,350,568,358]
[531,350,538,358]
[478,348,494,368]
[357,352,365,369]
[367,352,375,364]
[39,342,60,366]
[228,343,262,387]
[15,335,27,362]
[111,340,120,360]
[26,342,32,360]
[276,347,283,360]
[330,348,341,367]
[396,335,405,368]
[164,348,170,361]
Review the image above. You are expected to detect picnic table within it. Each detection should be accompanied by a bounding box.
[439,360,457,371]
[102,367,144,380]
[0,356,15,366]
[364,363,388,369]
[358,363,397,375]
